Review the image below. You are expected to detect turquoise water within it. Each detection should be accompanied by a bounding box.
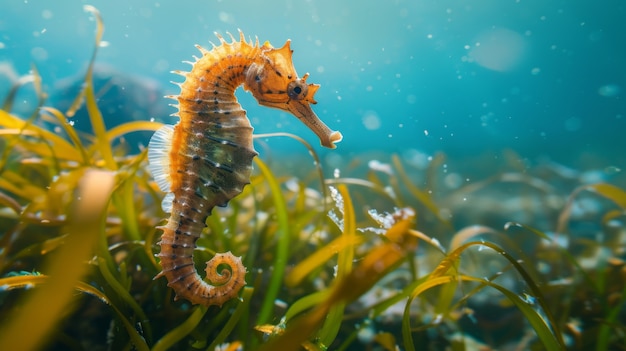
[2,2,626,350]
[2,0,624,167]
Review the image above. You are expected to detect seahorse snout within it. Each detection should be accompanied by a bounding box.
[286,99,342,149]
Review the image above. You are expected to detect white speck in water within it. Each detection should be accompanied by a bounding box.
[327,186,345,231]
[333,168,340,179]
[522,293,536,305]
[432,314,443,324]
[368,160,392,175]
[253,211,267,224]
[274,299,288,309]
[424,129,429,136]
[362,110,381,130]
[218,11,234,23]
[598,84,621,97]
[30,47,48,60]
[357,324,376,344]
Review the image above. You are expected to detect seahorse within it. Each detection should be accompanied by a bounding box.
[147,31,342,307]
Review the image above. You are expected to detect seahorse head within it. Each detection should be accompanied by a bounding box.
[244,40,342,149]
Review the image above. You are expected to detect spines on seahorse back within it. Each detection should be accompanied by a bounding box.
[149,31,341,307]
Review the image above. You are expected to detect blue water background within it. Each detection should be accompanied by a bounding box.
[1,0,624,168]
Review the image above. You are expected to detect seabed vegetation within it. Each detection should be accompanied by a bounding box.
[1,6,626,351]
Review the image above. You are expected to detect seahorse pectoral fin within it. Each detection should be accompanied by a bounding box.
[147,124,175,192]
[147,124,177,213]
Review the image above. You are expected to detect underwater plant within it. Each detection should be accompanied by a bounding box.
[1,5,625,351]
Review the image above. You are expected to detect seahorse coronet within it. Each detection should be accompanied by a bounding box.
[148,31,341,307]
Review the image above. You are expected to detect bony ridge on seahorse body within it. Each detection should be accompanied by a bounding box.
[147,31,342,307]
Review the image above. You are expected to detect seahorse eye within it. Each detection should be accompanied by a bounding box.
[287,80,308,100]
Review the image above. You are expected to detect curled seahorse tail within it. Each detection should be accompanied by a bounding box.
[156,223,246,307]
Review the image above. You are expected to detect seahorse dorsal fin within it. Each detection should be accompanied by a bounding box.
[148,125,175,211]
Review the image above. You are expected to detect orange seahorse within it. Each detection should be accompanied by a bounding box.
[148,31,342,307]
